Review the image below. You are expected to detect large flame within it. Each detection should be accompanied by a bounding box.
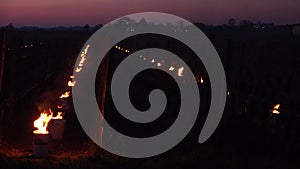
[33,110,53,134]
[272,104,280,114]
[60,91,70,98]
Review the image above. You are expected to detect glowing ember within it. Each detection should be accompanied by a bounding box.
[272,104,280,114]
[57,105,63,109]
[178,66,184,77]
[68,80,76,87]
[169,66,175,71]
[52,112,63,119]
[60,91,70,99]
[33,110,53,134]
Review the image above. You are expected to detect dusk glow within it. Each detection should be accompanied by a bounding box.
[1,0,300,27]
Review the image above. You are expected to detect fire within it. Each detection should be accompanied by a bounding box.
[70,75,75,79]
[75,67,82,72]
[169,66,175,71]
[52,112,63,119]
[60,91,70,98]
[33,110,53,134]
[68,80,76,87]
[272,104,280,114]
[178,66,184,77]
[200,76,204,84]
[75,45,90,73]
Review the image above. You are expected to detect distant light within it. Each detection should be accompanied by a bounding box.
[151,59,155,63]
[200,76,204,84]
[227,91,230,96]
[157,62,162,67]
[143,58,146,61]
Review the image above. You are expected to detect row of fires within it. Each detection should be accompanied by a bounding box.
[31,45,86,157]
[33,43,282,135]
[31,44,282,157]
[33,75,75,134]
[33,44,86,136]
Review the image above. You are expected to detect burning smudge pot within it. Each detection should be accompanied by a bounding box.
[33,111,52,157]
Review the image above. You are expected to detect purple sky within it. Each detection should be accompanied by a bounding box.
[1,0,300,27]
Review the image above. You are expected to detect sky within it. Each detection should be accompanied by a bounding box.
[1,0,300,27]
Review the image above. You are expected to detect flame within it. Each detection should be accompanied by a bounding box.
[178,66,184,77]
[52,112,63,119]
[68,80,76,87]
[75,67,82,72]
[272,104,280,114]
[75,45,90,73]
[70,75,75,79]
[60,91,70,99]
[33,110,53,134]
[169,66,175,71]
[200,76,204,84]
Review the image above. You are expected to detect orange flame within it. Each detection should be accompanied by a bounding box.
[60,91,70,99]
[52,112,63,119]
[33,110,53,134]
[68,80,76,87]
[272,104,280,114]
